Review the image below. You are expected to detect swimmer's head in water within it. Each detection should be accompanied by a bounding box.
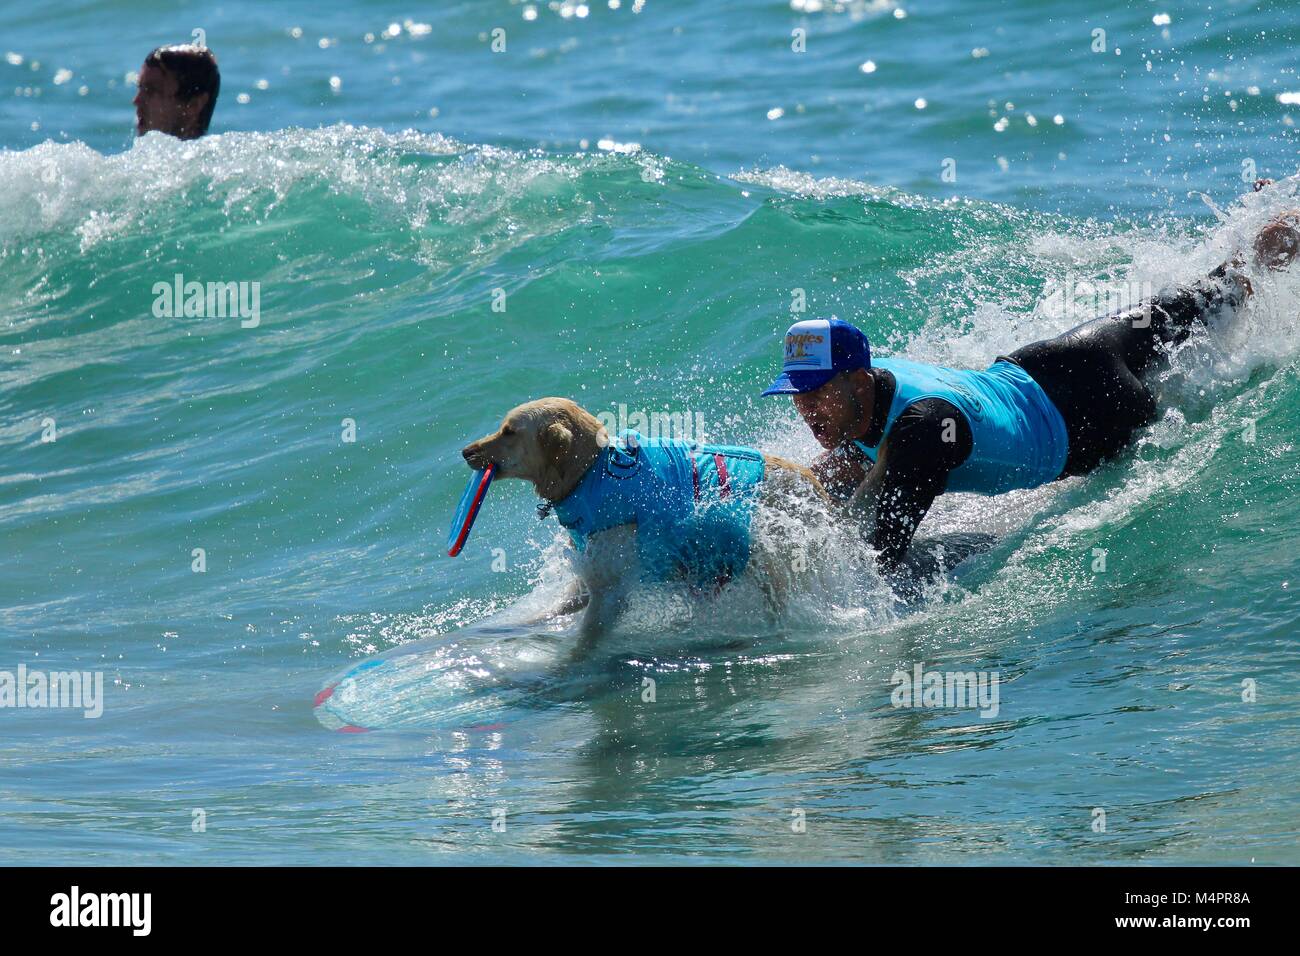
[135,45,220,140]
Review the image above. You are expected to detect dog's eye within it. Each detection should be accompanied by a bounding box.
[501,426,515,437]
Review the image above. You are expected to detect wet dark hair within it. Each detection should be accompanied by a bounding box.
[144,44,220,133]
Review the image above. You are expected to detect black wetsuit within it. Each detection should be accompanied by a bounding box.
[1006,263,1247,474]
[828,265,1249,569]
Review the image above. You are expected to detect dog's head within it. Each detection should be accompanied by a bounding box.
[462,398,607,501]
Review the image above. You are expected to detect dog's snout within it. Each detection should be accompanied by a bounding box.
[457,442,483,468]
[462,440,492,469]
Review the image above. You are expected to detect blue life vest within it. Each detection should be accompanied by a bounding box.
[854,356,1069,494]
[551,430,767,585]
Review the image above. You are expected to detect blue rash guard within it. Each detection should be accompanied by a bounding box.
[551,430,767,586]
[854,356,1069,494]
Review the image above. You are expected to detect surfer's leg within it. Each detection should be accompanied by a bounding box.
[1006,264,1252,476]
[1005,323,1157,476]
[1078,211,1295,380]
[1107,268,1250,377]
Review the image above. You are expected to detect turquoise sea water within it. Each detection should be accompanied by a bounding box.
[2,0,1299,864]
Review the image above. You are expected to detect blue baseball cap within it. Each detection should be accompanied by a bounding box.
[761,318,871,396]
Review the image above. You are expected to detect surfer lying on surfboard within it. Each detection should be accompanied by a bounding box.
[446,195,1300,633]
[766,203,1300,570]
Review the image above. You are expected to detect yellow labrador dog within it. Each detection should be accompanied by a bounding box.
[462,398,830,646]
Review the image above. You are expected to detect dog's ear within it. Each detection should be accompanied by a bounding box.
[538,420,575,496]
[540,421,573,464]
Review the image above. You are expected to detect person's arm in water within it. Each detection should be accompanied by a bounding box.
[844,398,973,572]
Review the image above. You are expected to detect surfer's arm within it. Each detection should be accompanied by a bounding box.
[847,399,972,572]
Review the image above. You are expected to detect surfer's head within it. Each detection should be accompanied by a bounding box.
[792,370,875,450]
[463,398,608,501]
[763,318,874,449]
[135,44,220,140]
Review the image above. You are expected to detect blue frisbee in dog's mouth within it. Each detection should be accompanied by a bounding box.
[447,464,495,557]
